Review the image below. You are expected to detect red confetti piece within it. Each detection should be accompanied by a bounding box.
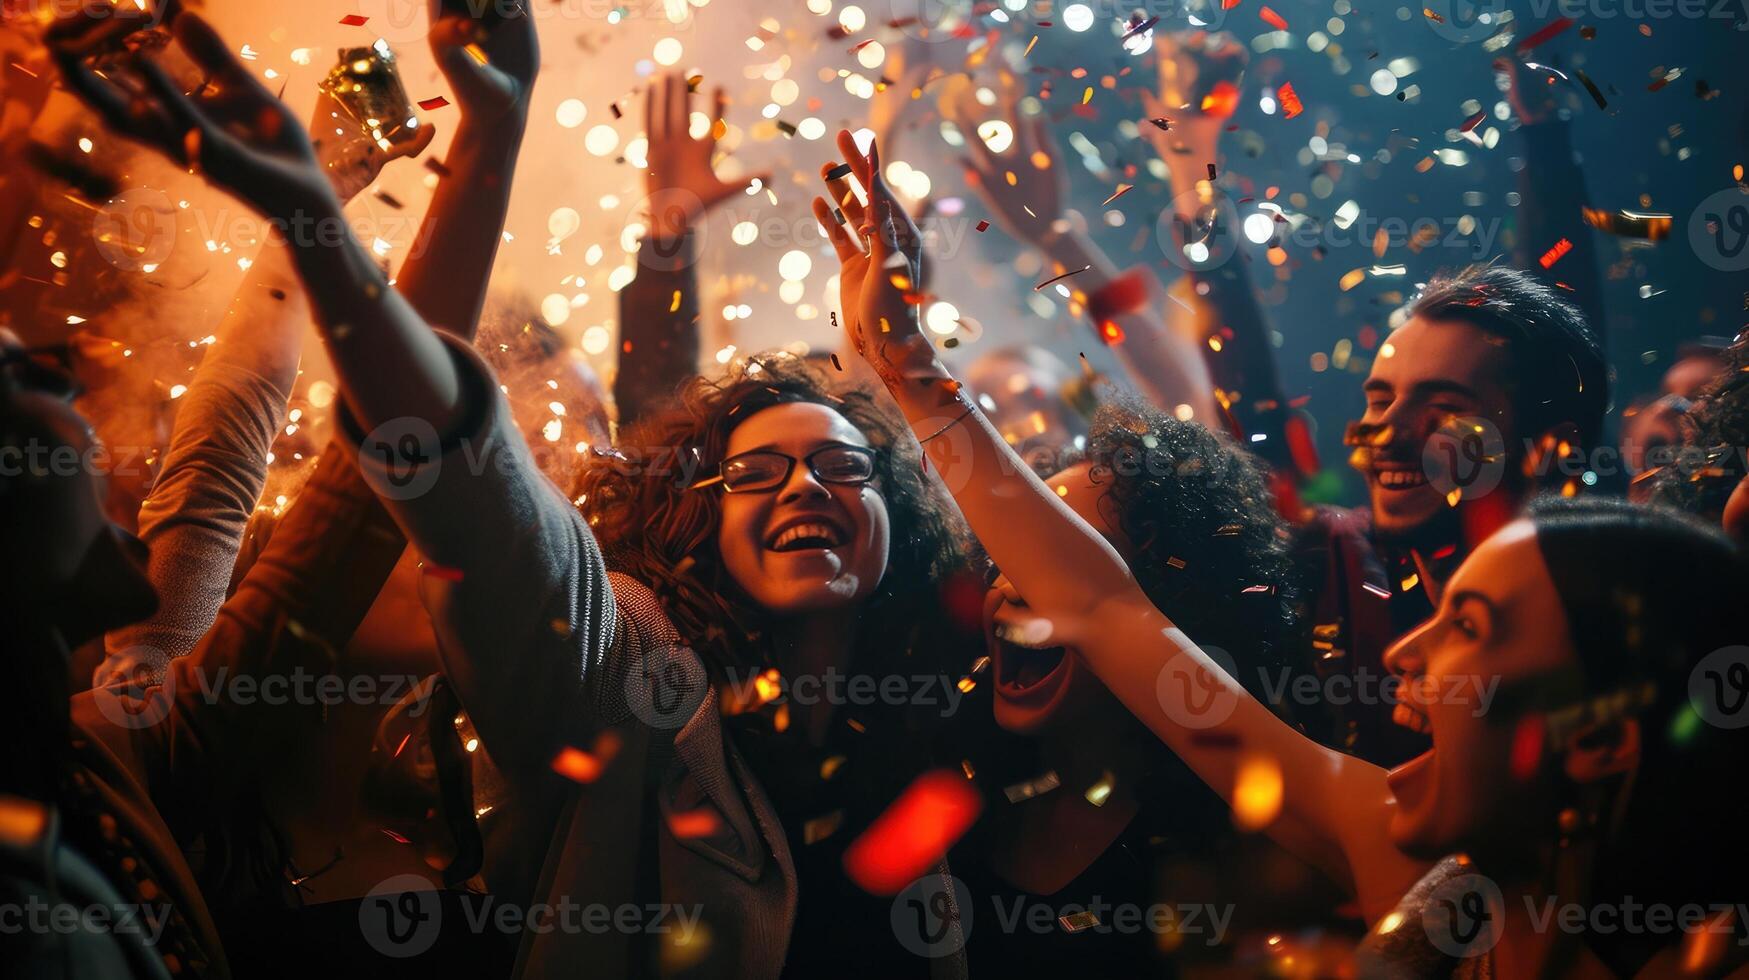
[843,770,982,895]
[975,219,990,232]
[1459,109,1487,133]
[550,731,621,785]
[1100,320,1126,344]
[1201,80,1240,119]
[1259,5,1288,30]
[1278,82,1304,119]
[1539,237,1573,269]
[551,746,603,783]
[667,808,723,839]
[339,13,369,25]
[417,96,449,110]
[1509,713,1545,781]
[1516,16,1573,52]
[1223,0,1242,8]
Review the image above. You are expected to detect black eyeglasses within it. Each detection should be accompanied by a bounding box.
[718,444,877,494]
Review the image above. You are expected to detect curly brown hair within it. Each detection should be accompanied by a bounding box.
[1068,396,1300,697]
[574,353,971,680]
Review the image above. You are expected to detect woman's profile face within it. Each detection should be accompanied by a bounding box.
[714,402,891,616]
[1381,519,1581,859]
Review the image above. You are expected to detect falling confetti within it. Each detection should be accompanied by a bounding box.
[842,770,982,894]
[1278,82,1303,120]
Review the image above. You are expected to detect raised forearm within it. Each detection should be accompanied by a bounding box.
[615,234,701,428]
[288,194,465,438]
[1044,229,1219,423]
[873,334,1134,619]
[392,118,527,342]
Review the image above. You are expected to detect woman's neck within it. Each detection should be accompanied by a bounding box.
[1477,836,1607,979]
[771,607,860,746]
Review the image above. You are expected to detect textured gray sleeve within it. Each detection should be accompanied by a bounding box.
[344,333,642,782]
[98,360,287,688]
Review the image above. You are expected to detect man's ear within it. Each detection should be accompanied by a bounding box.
[1562,717,1641,784]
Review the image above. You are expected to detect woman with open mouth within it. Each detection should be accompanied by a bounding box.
[951,397,1350,975]
[820,135,1749,978]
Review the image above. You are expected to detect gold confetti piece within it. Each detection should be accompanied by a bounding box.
[803,811,844,844]
[1081,86,1094,105]
[1101,183,1134,206]
[1084,770,1116,807]
[1023,35,1038,57]
[821,755,847,780]
[1581,206,1673,240]
[670,290,683,313]
[1060,910,1102,932]
[1003,770,1061,803]
[1339,267,1367,291]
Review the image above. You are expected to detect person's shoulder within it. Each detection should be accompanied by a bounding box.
[606,571,683,649]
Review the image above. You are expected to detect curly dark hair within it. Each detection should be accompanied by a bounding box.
[574,353,971,681]
[1651,331,1748,524]
[1066,395,1300,698]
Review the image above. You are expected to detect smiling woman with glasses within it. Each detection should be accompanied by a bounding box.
[567,351,980,975]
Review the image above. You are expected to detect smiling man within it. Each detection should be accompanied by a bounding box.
[1295,265,1608,766]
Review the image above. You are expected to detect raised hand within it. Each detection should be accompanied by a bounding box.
[941,73,1065,249]
[1141,31,1246,176]
[311,84,435,204]
[51,12,336,222]
[810,130,935,385]
[429,0,539,123]
[643,72,768,241]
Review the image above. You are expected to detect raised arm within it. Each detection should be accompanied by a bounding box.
[945,76,1219,426]
[615,72,766,427]
[1141,32,1305,479]
[1499,56,1605,346]
[813,131,1423,919]
[53,11,624,780]
[392,12,536,341]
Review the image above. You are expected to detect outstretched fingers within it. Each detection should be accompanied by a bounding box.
[812,195,862,263]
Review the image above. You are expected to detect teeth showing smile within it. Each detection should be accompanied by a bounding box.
[1374,468,1429,489]
[768,522,845,552]
[1392,700,1432,734]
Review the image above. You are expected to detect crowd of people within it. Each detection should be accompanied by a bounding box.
[4,2,1749,978]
